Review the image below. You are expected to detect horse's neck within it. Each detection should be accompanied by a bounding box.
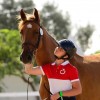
[35,27,58,65]
[69,53,83,68]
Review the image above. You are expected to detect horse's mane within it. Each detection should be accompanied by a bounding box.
[18,14,35,30]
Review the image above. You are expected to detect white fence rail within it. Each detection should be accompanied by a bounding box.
[0,92,40,100]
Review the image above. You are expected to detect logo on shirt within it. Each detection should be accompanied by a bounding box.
[60,68,66,74]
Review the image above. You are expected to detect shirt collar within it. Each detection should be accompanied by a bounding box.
[51,61,69,66]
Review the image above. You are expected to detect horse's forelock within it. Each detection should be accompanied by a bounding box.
[27,14,35,20]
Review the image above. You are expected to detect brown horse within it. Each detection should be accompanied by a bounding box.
[18,8,100,100]
[18,8,58,100]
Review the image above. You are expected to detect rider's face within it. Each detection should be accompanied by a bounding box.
[54,46,67,58]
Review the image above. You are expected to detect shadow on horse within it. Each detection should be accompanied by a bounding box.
[18,8,100,100]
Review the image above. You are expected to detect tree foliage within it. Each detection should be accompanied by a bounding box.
[0,0,34,29]
[76,24,95,51]
[40,2,71,40]
[94,50,100,54]
[0,29,39,92]
[0,29,22,77]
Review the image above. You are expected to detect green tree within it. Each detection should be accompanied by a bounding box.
[0,29,39,94]
[0,0,35,29]
[41,2,71,40]
[94,50,100,54]
[76,24,95,52]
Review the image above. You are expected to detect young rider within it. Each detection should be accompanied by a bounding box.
[24,39,82,100]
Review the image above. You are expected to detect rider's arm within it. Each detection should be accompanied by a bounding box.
[63,66,82,96]
[51,80,82,100]
[64,66,82,96]
[63,80,82,96]
[24,63,43,75]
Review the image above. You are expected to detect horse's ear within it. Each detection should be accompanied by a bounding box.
[34,8,40,24]
[20,9,27,21]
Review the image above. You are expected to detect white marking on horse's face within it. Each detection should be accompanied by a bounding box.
[27,23,32,28]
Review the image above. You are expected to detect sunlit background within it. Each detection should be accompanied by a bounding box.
[34,0,100,55]
[0,0,100,100]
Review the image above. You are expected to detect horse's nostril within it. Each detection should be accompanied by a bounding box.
[27,54,32,61]
[20,55,23,61]
[20,53,32,63]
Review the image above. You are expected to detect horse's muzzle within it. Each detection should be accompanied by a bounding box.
[20,52,33,64]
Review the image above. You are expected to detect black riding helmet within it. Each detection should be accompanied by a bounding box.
[58,39,76,60]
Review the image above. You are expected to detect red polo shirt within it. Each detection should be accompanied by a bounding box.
[40,61,79,94]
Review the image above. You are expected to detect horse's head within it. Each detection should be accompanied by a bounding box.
[18,8,43,63]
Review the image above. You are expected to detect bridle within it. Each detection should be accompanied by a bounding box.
[22,21,43,54]
[22,21,56,100]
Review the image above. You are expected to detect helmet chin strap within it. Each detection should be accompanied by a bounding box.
[54,53,69,60]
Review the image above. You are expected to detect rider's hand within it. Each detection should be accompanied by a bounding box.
[24,63,33,68]
[23,63,33,74]
[50,93,59,100]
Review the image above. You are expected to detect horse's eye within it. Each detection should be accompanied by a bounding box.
[34,31,39,34]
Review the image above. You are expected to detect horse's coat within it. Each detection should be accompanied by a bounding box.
[70,54,100,100]
[18,8,100,100]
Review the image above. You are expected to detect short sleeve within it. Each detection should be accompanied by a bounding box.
[69,66,79,82]
[40,64,50,76]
